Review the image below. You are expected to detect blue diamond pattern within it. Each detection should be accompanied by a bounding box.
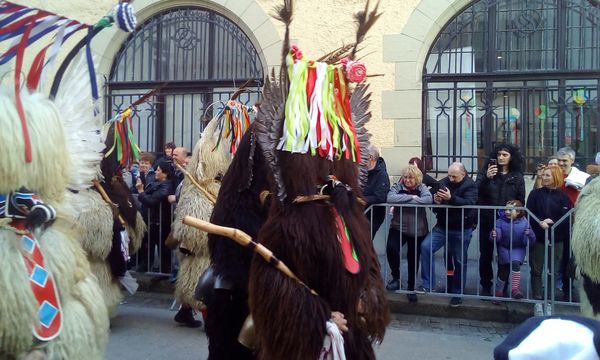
[38,301,58,328]
[21,235,35,254]
[30,265,48,287]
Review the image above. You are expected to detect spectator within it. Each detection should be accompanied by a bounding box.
[556,147,589,298]
[136,159,175,272]
[385,165,432,302]
[419,162,478,307]
[475,143,525,296]
[137,152,156,187]
[154,142,176,166]
[526,166,572,307]
[490,200,535,303]
[585,152,600,185]
[168,146,188,204]
[556,146,590,205]
[532,156,559,190]
[408,156,440,194]
[363,145,390,239]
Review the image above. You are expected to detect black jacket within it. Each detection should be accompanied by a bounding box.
[475,167,525,206]
[434,176,478,230]
[363,157,390,206]
[138,179,173,223]
[526,187,572,243]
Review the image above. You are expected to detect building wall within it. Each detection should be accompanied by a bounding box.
[2,0,470,176]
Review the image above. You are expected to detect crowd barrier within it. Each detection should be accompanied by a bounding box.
[367,203,577,315]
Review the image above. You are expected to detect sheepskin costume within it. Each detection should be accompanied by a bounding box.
[172,116,234,309]
[73,121,146,317]
[247,2,389,359]
[571,177,600,320]
[74,183,145,316]
[0,88,109,359]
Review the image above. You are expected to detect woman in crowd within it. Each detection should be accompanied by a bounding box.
[385,165,432,302]
[135,159,175,272]
[532,156,559,190]
[408,156,440,194]
[526,165,573,302]
[475,143,525,296]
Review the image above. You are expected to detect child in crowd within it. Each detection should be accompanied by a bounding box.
[490,200,536,301]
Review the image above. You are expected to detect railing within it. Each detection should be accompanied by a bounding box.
[366,203,577,315]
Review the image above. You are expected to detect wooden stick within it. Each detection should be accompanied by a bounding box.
[92,180,126,226]
[182,215,318,296]
[174,163,217,204]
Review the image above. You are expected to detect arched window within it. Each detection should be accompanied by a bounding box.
[107,7,264,152]
[423,0,600,174]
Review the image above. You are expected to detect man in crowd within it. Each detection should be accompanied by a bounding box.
[556,146,589,298]
[363,145,390,239]
[556,146,590,205]
[419,162,478,307]
[168,146,188,204]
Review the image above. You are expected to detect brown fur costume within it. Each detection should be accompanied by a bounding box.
[0,89,109,359]
[571,177,600,319]
[205,124,271,359]
[172,117,232,309]
[247,2,389,356]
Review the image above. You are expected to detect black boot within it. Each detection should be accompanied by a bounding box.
[174,306,202,328]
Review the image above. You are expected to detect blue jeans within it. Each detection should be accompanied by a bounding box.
[420,226,472,294]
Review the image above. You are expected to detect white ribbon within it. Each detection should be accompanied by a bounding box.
[319,320,346,360]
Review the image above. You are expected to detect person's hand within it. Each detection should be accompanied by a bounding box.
[167,195,177,204]
[491,230,496,239]
[135,178,144,192]
[539,219,553,230]
[436,187,451,201]
[331,311,348,332]
[433,193,442,204]
[525,227,530,235]
[486,164,498,179]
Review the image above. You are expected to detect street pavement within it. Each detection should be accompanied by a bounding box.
[106,292,514,359]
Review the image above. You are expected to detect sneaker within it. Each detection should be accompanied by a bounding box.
[449,297,462,307]
[386,279,400,291]
[415,287,431,295]
[174,307,202,328]
[533,303,544,316]
[511,289,523,300]
[406,293,418,303]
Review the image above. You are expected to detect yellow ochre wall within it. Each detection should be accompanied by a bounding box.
[2,0,471,176]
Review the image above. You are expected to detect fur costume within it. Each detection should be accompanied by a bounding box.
[571,177,600,319]
[205,123,271,359]
[172,116,236,309]
[0,89,109,359]
[74,121,146,317]
[247,2,389,359]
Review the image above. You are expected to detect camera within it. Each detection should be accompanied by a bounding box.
[489,158,497,167]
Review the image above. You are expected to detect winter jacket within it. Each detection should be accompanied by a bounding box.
[490,211,535,264]
[526,187,573,244]
[363,157,390,206]
[433,176,478,230]
[138,179,173,224]
[387,181,432,237]
[476,167,525,226]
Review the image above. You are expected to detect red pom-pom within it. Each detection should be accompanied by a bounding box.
[345,60,367,83]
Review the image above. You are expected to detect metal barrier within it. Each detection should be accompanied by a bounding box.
[130,205,176,277]
[366,203,577,315]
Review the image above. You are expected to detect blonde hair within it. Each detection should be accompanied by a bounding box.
[400,165,423,185]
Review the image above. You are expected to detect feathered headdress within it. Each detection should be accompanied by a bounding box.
[254,0,381,202]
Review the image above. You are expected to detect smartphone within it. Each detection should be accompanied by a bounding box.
[489,159,497,167]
